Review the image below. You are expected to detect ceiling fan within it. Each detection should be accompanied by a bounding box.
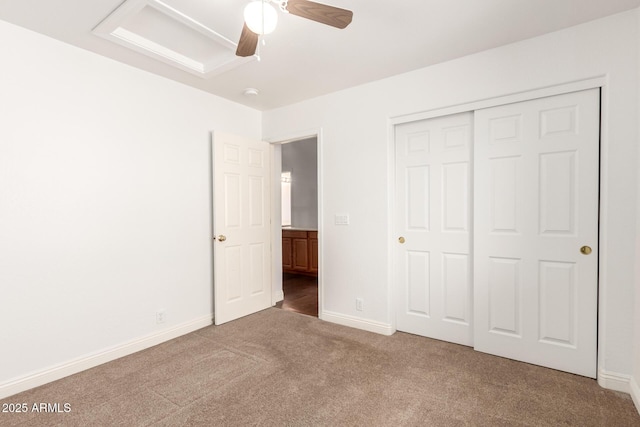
[236,0,353,57]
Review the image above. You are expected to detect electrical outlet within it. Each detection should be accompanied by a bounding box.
[356,298,363,311]
[156,309,166,324]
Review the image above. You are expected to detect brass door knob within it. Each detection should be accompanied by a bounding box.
[217,235,227,242]
[398,237,406,244]
[580,246,592,255]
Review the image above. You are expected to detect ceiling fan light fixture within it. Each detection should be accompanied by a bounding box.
[244,1,278,35]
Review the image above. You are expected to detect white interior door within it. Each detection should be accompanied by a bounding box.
[473,89,600,377]
[212,131,272,325]
[395,112,474,346]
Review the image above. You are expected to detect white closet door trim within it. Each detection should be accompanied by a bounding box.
[389,76,605,126]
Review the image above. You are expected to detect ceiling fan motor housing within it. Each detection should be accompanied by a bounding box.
[236,0,354,57]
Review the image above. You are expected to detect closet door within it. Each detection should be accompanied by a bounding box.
[473,89,600,377]
[395,112,473,346]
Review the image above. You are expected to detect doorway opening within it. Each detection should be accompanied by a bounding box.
[274,137,319,317]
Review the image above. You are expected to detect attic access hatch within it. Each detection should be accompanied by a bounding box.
[93,0,255,78]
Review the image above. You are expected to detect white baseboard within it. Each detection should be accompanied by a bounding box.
[630,376,640,415]
[0,314,213,400]
[597,368,632,393]
[272,290,284,304]
[321,310,394,336]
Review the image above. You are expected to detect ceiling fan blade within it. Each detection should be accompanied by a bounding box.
[236,23,259,57]
[286,0,353,29]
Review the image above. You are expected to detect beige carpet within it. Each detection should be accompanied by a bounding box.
[1,308,639,426]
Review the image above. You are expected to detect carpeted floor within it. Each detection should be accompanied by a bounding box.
[1,308,639,426]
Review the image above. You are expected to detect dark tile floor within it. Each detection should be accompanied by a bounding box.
[275,273,318,317]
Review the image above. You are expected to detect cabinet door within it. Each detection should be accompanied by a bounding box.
[282,237,292,270]
[309,234,318,273]
[292,238,309,271]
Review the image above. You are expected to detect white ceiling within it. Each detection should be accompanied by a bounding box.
[1,0,639,110]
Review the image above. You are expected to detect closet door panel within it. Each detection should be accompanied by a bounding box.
[473,89,600,378]
[395,112,473,346]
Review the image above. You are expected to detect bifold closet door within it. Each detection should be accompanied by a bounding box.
[395,112,474,347]
[473,89,600,378]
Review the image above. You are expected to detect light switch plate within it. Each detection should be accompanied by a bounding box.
[335,214,350,225]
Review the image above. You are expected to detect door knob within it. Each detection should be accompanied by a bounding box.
[580,245,592,255]
[216,235,227,242]
[398,237,405,244]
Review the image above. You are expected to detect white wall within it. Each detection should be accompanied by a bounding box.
[281,138,318,229]
[264,9,640,383]
[633,7,640,413]
[0,20,261,396]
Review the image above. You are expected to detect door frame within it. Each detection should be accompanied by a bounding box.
[387,76,611,383]
[265,128,324,318]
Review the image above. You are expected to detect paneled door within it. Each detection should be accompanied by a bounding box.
[395,112,474,346]
[212,131,272,325]
[473,89,600,377]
